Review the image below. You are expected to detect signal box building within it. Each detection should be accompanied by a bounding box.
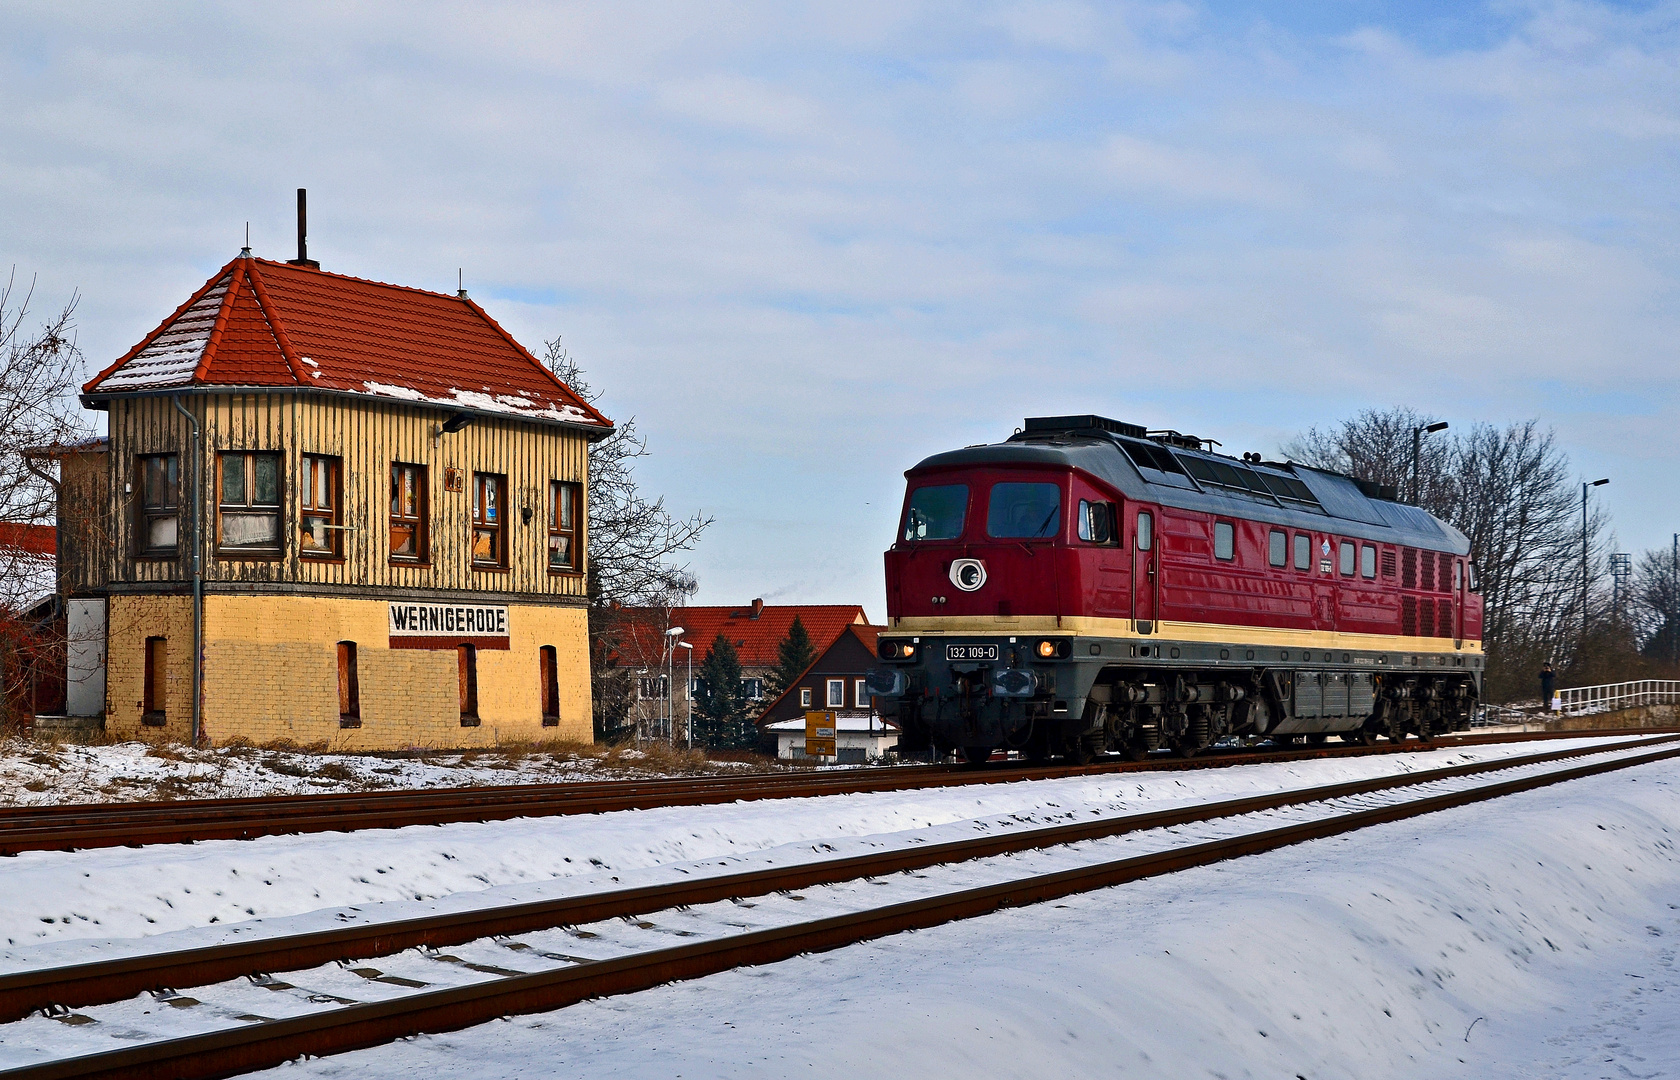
[69,249,611,748]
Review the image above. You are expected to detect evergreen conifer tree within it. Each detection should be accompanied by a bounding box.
[763,615,818,707]
[694,632,754,748]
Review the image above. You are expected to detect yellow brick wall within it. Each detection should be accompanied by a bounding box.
[105,594,591,749]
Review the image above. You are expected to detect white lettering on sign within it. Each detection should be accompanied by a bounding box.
[389,602,510,637]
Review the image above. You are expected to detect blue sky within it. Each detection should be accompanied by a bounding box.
[3,1,1677,617]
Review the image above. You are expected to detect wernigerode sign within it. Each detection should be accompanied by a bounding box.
[388,601,511,650]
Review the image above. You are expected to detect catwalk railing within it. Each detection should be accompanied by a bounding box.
[1556,679,1680,715]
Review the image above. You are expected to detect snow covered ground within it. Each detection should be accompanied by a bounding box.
[0,737,761,807]
[229,750,1675,1080]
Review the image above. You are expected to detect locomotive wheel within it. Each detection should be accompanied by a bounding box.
[1123,739,1150,762]
[1172,738,1199,759]
[959,745,995,766]
[1355,726,1381,746]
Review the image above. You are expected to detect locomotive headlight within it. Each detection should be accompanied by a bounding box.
[948,558,987,592]
[1037,640,1056,658]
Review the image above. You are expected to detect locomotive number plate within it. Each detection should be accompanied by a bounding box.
[947,644,999,661]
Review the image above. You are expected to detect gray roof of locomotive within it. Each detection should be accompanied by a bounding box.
[906,426,1470,557]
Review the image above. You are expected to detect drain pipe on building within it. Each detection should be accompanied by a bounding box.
[171,395,204,748]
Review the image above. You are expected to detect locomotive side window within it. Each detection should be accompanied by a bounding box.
[1361,544,1376,579]
[1454,560,1463,591]
[1293,533,1310,571]
[903,484,969,541]
[1077,500,1114,543]
[1136,511,1153,551]
[1213,521,1235,561]
[987,483,1061,539]
[1269,529,1286,567]
[1339,540,1355,576]
[1468,562,1480,591]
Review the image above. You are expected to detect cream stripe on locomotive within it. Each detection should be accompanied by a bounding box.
[890,615,1483,656]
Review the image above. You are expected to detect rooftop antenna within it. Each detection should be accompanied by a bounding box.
[287,188,320,269]
[457,268,467,299]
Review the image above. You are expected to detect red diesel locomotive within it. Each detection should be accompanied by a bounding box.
[866,415,1483,761]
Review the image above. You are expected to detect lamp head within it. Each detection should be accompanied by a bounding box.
[665,626,685,637]
[1425,421,1449,434]
[1591,478,1609,487]
[440,412,473,434]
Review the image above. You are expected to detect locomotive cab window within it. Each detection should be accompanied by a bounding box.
[1136,511,1153,551]
[1361,544,1376,579]
[1294,532,1310,571]
[1339,540,1356,577]
[1213,521,1235,561]
[903,484,968,541]
[987,483,1060,539]
[1077,500,1114,543]
[1268,529,1286,567]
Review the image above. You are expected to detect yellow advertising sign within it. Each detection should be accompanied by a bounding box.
[804,710,837,758]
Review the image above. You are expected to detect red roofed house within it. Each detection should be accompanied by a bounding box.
[70,202,611,747]
[757,622,900,762]
[618,599,870,741]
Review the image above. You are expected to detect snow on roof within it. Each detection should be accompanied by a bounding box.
[84,256,612,435]
[0,524,56,611]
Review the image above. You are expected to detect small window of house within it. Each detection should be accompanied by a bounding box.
[390,463,427,562]
[337,641,360,727]
[1361,544,1377,579]
[143,636,167,725]
[638,676,668,700]
[827,679,844,707]
[1077,500,1114,543]
[903,484,968,541]
[1213,521,1235,561]
[739,677,764,701]
[301,455,341,558]
[1268,529,1286,567]
[1294,533,1310,571]
[458,644,479,726]
[539,645,559,726]
[1339,540,1356,577]
[472,473,507,568]
[549,480,581,572]
[855,678,869,708]
[1136,511,1153,551]
[800,687,813,708]
[136,454,179,557]
[987,483,1061,539]
[218,451,282,554]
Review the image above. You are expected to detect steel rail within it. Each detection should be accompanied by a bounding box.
[2,733,1673,1027]
[3,727,1670,859]
[6,739,1675,1080]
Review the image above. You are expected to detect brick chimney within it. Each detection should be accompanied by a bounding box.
[750,598,764,620]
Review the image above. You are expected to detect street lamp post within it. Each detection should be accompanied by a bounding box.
[1411,421,1449,506]
[664,626,685,744]
[677,641,694,750]
[1582,478,1609,648]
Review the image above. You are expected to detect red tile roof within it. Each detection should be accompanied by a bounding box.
[83,256,611,435]
[620,603,870,669]
[0,523,55,557]
[755,622,885,724]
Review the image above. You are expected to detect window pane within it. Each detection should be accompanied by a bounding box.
[903,484,968,541]
[223,512,279,547]
[404,468,418,516]
[482,477,498,521]
[558,484,573,529]
[1078,500,1093,542]
[1269,530,1286,567]
[1339,541,1355,576]
[473,527,497,563]
[827,680,843,707]
[987,483,1061,539]
[548,534,571,568]
[1361,544,1377,578]
[302,515,331,551]
[1137,512,1153,551]
[391,523,416,556]
[221,454,245,505]
[1294,533,1310,570]
[1214,522,1234,561]
[315,460,330,509]
[253,455,279,504]
[148,516,178,549]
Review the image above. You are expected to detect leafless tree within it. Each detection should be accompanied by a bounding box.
[543,339,713,738]
[1631,544,1680,673]
[1285,410,1608,701]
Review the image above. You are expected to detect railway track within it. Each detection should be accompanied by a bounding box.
[1,727,1666,857]
[1,733,1675,1080]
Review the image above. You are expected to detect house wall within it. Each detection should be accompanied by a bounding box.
[105,594,590,749]
[101,392,588,597]
[761,632,880,726]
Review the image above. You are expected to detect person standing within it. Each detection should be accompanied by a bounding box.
[1539,663,1556,708]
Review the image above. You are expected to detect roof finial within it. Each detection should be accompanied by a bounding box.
[457,268,468,299]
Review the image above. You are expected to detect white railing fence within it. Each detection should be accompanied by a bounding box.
[1555,680,1680,715]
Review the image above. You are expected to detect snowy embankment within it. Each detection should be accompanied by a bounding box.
[245,751,1678,1080]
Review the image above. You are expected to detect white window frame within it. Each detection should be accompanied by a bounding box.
[800,687,813,708]
[855,678,869,708]
[826,679,844,708]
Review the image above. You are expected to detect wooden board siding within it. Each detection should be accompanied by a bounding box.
[103,392,588,600]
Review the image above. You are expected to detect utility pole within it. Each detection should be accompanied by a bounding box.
[1581,478,1609,652]
[1410,421,1449,505]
